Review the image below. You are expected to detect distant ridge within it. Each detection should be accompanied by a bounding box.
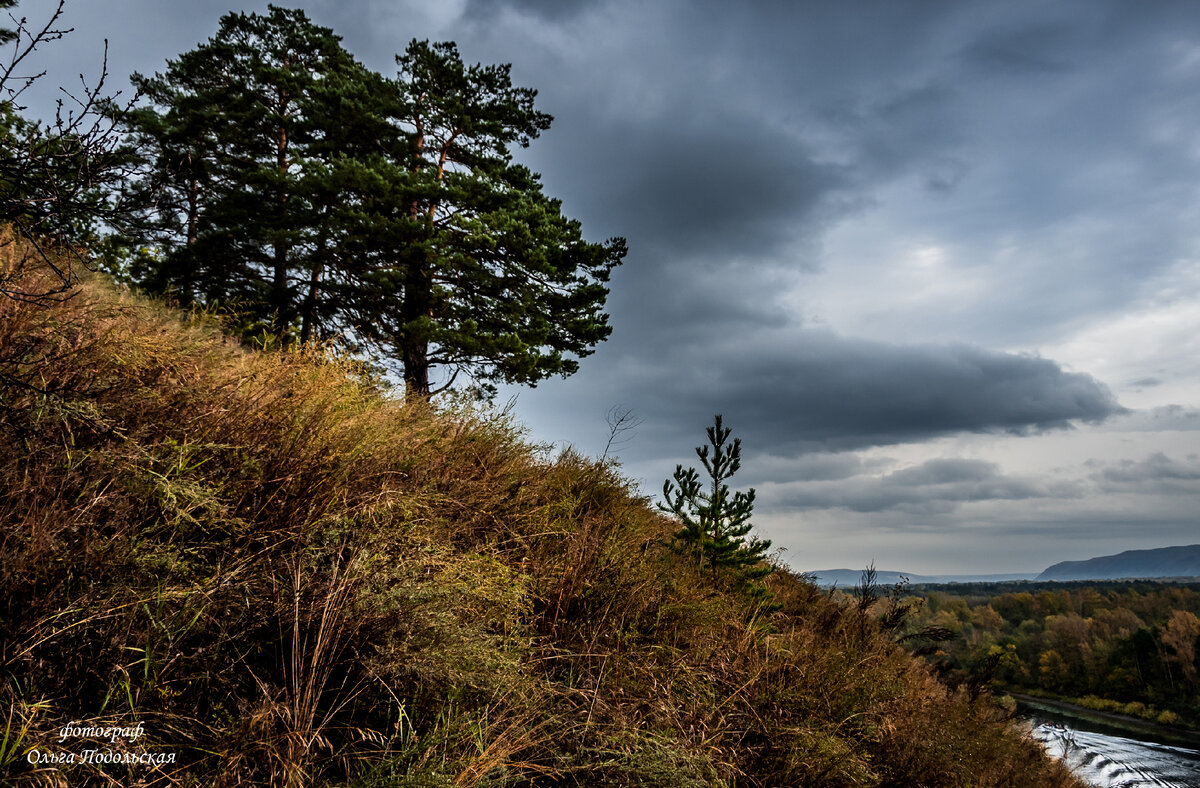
[810,569,1036,587]
[1036,544,1200,581]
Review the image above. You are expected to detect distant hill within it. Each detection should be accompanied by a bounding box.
[809,546,1200,587]
[810,569,1036,587]
[1037,545,1200,581]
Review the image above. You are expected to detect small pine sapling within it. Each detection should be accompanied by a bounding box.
[660,415,773,593]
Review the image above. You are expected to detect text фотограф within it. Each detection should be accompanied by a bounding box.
[26,721,177,768]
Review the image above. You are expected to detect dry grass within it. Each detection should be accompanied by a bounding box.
[0,240,1084,786]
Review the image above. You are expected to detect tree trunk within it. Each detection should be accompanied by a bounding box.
[299,255,322,344]
[271,87,292,343]
[182,160,198,304]
[400,115,434,397]
[402,338,430,398]
[401,255,432,397]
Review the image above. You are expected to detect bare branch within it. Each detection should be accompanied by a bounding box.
[601,404,642,461]
[1,4,138,304]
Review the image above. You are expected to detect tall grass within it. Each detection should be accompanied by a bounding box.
[0,239,1083,786]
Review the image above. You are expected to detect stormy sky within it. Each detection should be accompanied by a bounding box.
[13,0,1200,574]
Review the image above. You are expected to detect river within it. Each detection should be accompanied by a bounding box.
[1023,703,1200,787]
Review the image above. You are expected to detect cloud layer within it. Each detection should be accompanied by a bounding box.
[21,0,1200,573]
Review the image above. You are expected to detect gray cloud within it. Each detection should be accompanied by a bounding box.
[770,457,1083,514]
[887,458,1000,486]
[751,452,892,484]
[957,22,1076,75]
[539,113,849,262]
[1094,453,1200,494]
[462,0,589,23]
[1107,405,1200,433]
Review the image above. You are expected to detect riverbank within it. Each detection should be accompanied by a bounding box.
[1010,692,1200,750]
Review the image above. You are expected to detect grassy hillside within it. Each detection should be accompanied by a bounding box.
[0,241,1082,786]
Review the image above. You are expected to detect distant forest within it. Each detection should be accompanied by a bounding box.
[898,581,1200,728]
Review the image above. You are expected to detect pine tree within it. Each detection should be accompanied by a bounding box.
[121,6,370,338]
[660,415,773,589]
[340,39,626,397]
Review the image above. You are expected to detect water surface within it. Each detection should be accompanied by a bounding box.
[1028,710,1200,787]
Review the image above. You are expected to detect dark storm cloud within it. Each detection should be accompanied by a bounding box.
[526,110,855,343]
[628,333,1124,455]
[543,114,849,261]
[465,0,1200,363]
[457,2,980,335]
[771,458,1083,514]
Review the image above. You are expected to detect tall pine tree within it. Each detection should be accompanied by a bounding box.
[352,40,625,396]
[123,6,371,338]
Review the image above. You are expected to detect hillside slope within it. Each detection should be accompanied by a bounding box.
[1037,545,1200,581]
[0,247,1082,786]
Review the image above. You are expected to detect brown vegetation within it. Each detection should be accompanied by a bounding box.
[0,239,1082,786]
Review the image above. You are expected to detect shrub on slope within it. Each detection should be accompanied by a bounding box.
[0,244,1081,786]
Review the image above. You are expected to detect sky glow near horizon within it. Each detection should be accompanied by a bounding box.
[15,0,1200,574]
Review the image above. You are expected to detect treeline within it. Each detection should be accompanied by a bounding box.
[898,581,1200,727]
[2,4,625,398]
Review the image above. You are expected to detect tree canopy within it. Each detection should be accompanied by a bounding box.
[119,6,625,397]
[122,6,382,333]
